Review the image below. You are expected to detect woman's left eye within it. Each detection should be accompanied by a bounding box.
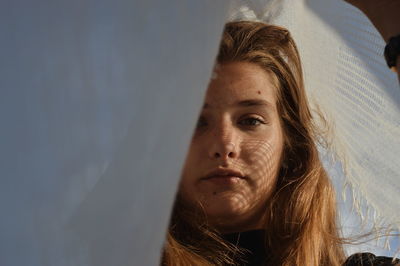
[238,117,265,126]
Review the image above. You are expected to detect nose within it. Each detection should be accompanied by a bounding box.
[208,123,239,160]
[209,142,237,159]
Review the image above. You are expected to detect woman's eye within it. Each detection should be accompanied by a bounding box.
[196,117,207,128]
[238,117,265,127]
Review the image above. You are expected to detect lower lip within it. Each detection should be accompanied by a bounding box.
[204,175,242,185]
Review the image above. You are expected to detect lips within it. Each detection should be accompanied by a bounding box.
[202,168,245,180]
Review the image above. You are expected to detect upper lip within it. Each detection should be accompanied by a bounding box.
[202,168,245,180]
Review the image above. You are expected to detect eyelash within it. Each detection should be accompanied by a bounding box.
[196,116,266,129]
[238,117,266,127]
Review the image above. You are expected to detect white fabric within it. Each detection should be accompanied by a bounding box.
[0,1,229,265]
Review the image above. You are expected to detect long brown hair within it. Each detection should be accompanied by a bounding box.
[162,21,346,266]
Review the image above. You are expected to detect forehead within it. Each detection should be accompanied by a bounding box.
[205,62,277,108]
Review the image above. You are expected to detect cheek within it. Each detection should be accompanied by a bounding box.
[182,138,204,174]
[240,136,283,189]
[178,141,203,197]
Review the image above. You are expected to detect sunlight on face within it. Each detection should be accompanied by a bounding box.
[179,62,284,233]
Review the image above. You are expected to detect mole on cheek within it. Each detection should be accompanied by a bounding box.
[257,90,261,95]
[213,191,217,195]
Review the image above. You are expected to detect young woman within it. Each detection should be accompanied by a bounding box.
[162,21,398,266]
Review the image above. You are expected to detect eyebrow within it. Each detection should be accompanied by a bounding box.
[236,99,273,108]
[203,99,273,109]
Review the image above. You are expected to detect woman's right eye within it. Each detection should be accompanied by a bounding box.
[196,116,207,129]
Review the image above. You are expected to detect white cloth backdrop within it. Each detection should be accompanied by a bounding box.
[1,0,399,265]
[0,1,229,265]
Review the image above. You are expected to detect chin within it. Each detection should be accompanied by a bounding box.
[202,196,249,221]
[205,206,255,233]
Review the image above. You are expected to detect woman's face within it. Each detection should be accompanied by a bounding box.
[179,62,284,233]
